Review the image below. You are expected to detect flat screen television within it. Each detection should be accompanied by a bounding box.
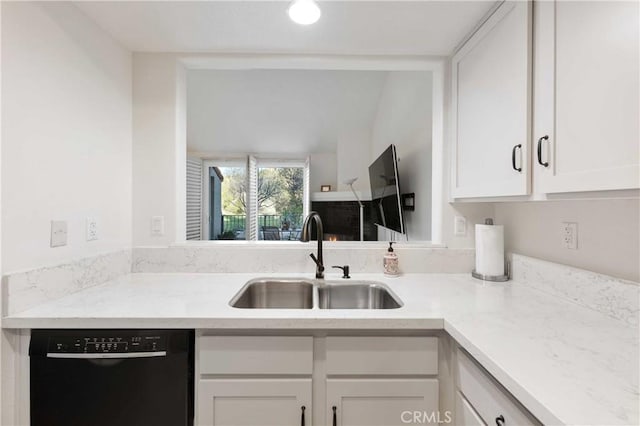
[368,144,405,235]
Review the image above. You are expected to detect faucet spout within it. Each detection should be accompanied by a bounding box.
[301,212,324,279]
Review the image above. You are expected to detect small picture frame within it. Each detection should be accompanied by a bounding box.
[320,185,332,192]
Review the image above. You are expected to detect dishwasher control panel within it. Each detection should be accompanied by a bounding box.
[46,333,167,354]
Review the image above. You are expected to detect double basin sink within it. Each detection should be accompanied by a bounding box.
[230,278,403,310]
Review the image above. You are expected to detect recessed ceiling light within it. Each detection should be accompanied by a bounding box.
[288,0,321,25]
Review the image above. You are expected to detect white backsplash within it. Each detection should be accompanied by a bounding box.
[3,249,131,315]
[511,253,640,325]
[132,245,475,274]
[5,247,637,328]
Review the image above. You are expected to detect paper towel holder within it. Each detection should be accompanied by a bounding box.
[472,261,510,282]
[472,218,510,282]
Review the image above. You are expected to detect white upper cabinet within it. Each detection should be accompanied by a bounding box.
[452,0,639,199]
[451,1,532,198]
[533,0,640,193]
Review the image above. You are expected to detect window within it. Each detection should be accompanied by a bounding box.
[257,164,305,240]
[216,165,247,240]
[194,157,310,241]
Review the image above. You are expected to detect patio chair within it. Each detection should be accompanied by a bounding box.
[262,226,281,240]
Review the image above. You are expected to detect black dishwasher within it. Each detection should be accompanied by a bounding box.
[29,329,194,426]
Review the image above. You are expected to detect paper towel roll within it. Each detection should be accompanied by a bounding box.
[475,224,505,276]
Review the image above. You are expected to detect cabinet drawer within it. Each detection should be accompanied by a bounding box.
[456,348,540,426]
[326,337,437,375]
[199,336,313,375]
[455,390,485,426]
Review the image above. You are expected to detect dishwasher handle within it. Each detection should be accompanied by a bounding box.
[46,351,167,359]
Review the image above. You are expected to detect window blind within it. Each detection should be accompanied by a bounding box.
[303,156,310,219]
[186,158,203,240]
[246,155,258,241]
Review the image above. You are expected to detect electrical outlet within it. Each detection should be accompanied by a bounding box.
[50,220,67,247]
[151,216,165,236]
[86,217,98,241]
[454,216,467,236]
[562,222,578,249]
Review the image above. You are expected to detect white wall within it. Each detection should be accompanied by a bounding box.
[186,69,387,193]
[371,71,433,241]
[0,2,3,421]
[187,70,386,154]
[336,128,372,192]
[1,2,132,273]
[133,54,187,246]
[135,55,489,247]
[310,152,337,192]
[495,199,640,282]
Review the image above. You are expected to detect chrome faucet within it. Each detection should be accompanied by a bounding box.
[301,212,324,279]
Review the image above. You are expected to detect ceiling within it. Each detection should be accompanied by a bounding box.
[74,1,495,56]
[187,69,395,153]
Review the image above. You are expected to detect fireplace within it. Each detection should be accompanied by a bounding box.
[311,201,376,241]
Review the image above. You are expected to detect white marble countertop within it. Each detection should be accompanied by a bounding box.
[3,272,638,425]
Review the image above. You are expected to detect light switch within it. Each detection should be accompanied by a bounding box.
[151,216,165,236]
[562,222,578,250]
[86,217,98,241]
[454,216,467,236]
[50,220,67,247]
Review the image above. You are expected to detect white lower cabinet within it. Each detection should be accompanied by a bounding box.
[327,379,440,426]
[455,391,485,426]
[455,347,541,426]
[196,336,313,426]
[195,335,542,426]
[196,335,440,426]
[325,337,440,426]
[197,379,311,426]
[325,336,438,376]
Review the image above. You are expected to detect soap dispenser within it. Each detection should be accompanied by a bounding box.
[383,242,400,277]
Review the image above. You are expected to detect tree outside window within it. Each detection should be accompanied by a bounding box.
[218,164,305,240]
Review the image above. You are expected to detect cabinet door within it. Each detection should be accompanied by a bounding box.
[455,348,541,426]
[326,379,440,426]
[197,379,311,426]
[451,1,532,198]
[533,1,640,193]
[455,391,486,426]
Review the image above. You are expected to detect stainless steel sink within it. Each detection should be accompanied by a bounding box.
[229,279,403,309]
[230,278,314,309]
[317,282,403,309]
